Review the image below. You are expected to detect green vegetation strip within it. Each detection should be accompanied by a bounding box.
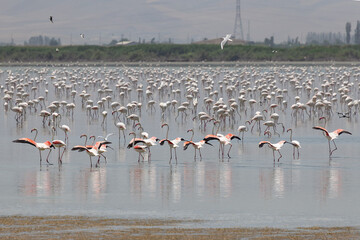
[2,44,360,62]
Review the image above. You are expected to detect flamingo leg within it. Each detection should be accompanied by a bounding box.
[278,150,282,162]
[328,140,332,156]
[46,149,52,165]
[297,147,300,159]
[272,150,275,162]
[227,144,233,158]
[218,144,221,158]
[169,147,172,164]
[60,148,65,163]
[89,156,93,167]
[141,153,144,161]
[293,147,295,159]
[330,140,338,156]
[175,148,178,164]
[123,131,126,144]
[194,149,197,161]
[101,153,107,163]
[96,156,101,167]
[199,149,202,160]
[39,150,42,164]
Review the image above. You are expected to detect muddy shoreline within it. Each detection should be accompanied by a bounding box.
[0,216,359,239]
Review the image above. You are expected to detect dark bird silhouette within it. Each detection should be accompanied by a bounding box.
[50,16,53,23]
[337,112,350,118]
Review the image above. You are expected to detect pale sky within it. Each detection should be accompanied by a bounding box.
[1,0,360,45]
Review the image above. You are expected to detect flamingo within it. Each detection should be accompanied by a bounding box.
[94,140,113,166]
[52,140,66,164]
[183,129,212,160]
[259,140,291,162]
[59,124,71,144]
[203,133,240,158]
[217,133,241,158]
[238,121,250,141]
[96,133,114,166]
[133,145,148,162]
[13,130,55,165]
[312,126,352,157]
[71,141,111,167]
[127,136,159,161]
[135,123,149,139]
[127,132,145,149]
[159,123,185,163]
[80,134,96,149]
[115,121,126,143]
[51,127,66,164]
[287,128,301,159]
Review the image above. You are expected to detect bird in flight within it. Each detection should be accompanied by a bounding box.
[49,16,53,23]
[221,34,232,49]
[80,34,85,38]
[337,112,350,118]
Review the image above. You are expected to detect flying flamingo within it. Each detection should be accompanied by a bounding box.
[159,123,186,163]
[286,128,301,159]
[312,126,352,157]
[259,140,292,162]
[13,128,55,165]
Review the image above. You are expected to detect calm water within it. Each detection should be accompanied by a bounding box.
[1,63,360,228]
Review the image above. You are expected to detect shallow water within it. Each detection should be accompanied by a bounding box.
[1,63,360,228]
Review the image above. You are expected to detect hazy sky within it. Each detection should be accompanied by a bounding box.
[1,0,360,45]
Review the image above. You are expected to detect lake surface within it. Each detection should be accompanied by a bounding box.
[1,63,360,228]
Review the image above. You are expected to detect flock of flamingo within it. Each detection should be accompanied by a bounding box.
[4,64,356,167]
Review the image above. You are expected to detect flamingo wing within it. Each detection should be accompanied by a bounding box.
[98,141,111,149]
[183,141,194,150]
[259,141,270,148]
[335,129,352,135]
[127,138,145,149]
[312,126,329,136]
[203,134,220,142]
[13,138,37,148]
[230,135,241,141]
[159,139,173,146]
[71,145,87,152]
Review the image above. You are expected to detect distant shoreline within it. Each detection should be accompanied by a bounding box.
[1,44,360,63]
[0,215,359,239]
